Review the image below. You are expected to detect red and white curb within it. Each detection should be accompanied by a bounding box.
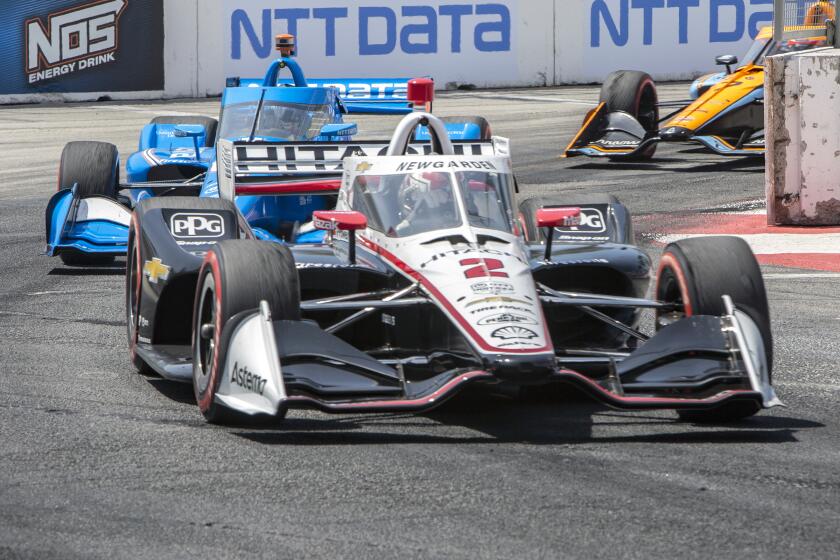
[639,208,840,273]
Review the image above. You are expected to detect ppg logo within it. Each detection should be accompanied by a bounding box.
[559,207,606,233]
[26,0,127,84]
[170,213,225,238]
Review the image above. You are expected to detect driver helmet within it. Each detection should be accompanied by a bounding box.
[399,172,450,211]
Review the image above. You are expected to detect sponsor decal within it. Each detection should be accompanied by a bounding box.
[553,207,607,235]
[466,296,531,307]
[138,315,149,328]
[421,248,526,268]
[381,313,396,326]
[137,335,151,344]
[229,4,512,59]
[355,161,373,172]
[593,139,639,147]
[230,362,267,395]
[590,0,772,47]
[170,213,225,239]
[395,160,497,172]
[468,304,536,316]
[477,313,537,326]
[471,281,514,295]
[491,326,539,340]
[460,258,507,279]
[234,142,492,173]
[25,0,128,85]
[143,257,170,284]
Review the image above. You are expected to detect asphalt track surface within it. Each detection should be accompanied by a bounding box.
[1,85,838,559]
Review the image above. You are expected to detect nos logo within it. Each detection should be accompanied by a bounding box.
[26,0,127,79]
[170,213,225,239]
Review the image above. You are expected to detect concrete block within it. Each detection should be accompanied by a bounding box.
[766,48,840,225]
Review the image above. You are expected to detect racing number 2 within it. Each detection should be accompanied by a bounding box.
[460,258,508,279]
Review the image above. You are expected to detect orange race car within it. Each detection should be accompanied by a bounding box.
[564,24,829,160]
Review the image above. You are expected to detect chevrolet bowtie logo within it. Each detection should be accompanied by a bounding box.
[143,258,171,284]
[355,161,373,172]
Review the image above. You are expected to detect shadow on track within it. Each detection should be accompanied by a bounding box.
[48,265,125,276]
[567,155,764,174]
[229,387,820,447]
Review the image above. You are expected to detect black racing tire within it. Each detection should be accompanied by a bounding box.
[518,194,627,244]
[151,116,218,147]
[193,240,300,425]
[440,116,492,140]
[58,141,119,199]
[599,70,659,159]
[125,220,154,375]
[655,236,772,422]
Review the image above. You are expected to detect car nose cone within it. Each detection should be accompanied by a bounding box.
[659,126,693,141]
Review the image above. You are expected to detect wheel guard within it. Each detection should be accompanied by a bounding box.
[564,105,658,158]
[213,302,780,418]
[45,188,130,258]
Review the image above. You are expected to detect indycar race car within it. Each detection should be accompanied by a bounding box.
[127,111,780,426]
[45,34,489,266]
[564,25,828,159]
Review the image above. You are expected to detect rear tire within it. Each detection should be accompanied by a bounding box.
[192,240,300,425]
[151,116,218,147]
[600,70,659,159]
[656,236,772,422]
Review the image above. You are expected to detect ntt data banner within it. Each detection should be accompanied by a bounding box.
[222,0,550,88]
[567,0,776,82]
[0,0,164,95]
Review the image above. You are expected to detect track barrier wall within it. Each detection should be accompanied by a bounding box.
[1,0,777,103]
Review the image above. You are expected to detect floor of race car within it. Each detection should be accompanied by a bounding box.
[1,84,838,559]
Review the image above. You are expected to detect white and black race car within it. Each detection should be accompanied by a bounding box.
[127,112,780,425]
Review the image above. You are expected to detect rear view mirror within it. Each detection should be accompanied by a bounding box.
[537,207,581,261]
[173,125,205,160]
[313,210,367,264]
[715,54,738,74]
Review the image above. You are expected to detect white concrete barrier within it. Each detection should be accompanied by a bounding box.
[0,0,785,103]
[765,48,840,225]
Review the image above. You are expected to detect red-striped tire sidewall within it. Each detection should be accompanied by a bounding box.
[656,252,694,317]
[194,249,225,414]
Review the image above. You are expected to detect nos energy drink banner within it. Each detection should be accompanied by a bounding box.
[224,0,522,87]
[0,0,164,95]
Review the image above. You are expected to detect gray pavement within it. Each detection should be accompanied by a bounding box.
[0,85,838,559]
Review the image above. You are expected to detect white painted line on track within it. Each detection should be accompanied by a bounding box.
[449,91,597,105]
[763,273,840,279]
[657,233,840,254]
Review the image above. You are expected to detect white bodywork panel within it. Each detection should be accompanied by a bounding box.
[215,302,287,416]
[339,154,554,358]
[76,197,132,226]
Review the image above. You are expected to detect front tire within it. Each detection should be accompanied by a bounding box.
[192,241,300,424]
[600,70,659,160]
[57,141,121,266]
[656,236,772,422]
[125,223,153,375]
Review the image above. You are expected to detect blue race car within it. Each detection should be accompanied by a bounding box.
[45,34,491,265]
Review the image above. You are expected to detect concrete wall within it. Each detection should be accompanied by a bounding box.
[766,48,840,225]
[0,0,778,103]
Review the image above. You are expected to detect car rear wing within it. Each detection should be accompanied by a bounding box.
[216,137,509,200]
[231,77,419,115]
